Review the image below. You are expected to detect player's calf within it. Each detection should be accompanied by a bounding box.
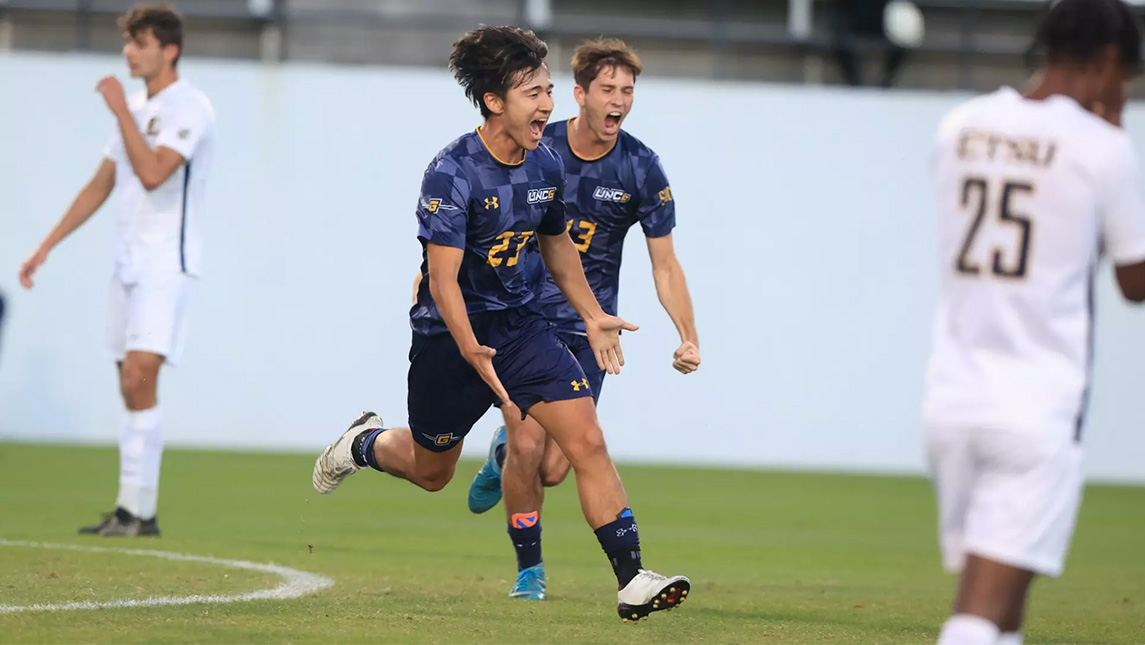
[539,436,571,487]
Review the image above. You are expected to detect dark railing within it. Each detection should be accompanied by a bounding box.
[0,0,1093,89]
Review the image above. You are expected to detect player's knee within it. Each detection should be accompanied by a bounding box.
[119,367,156,408]
[561,424,609,466]
[415,466,456,492]
[507,427,546,463]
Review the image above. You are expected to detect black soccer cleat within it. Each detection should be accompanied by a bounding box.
[78,507,160,537]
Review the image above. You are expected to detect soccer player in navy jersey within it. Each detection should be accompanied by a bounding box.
[311,26,690,622]
[466,38,701,602]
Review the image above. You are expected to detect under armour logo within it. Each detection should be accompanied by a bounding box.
[571,378,589,391]
[484,196,499,210]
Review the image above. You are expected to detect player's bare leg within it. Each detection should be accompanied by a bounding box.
[81,351,165,537]
[527,398,624,525]
[469,414,571,514]
[539,433,571,487]
[527,397,690,621]
[937,555,1036,645]
[312,412,461,494]
[500,410,549,599]
[370,427,461,492]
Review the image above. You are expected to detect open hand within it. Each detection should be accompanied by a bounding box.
[461,344,511,406]
[586,315,639,374]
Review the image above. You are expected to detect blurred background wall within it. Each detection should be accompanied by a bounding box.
[1,1,1143,482]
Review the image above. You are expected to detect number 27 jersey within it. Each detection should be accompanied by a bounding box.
[925,87,1145,433]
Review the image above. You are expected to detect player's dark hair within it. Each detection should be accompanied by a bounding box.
[119,2,184,66]
[1027,0,1142,74]
[572,38,643,90]
[449,26,549,118]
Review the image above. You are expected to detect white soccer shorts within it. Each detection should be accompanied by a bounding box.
[107,273,194,366]
[925,421,1084,577]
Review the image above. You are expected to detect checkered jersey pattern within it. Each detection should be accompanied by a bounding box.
[537,119,677,332]
[410,129,568,336]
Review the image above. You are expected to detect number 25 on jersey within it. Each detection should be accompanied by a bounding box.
[956,177,1035,279]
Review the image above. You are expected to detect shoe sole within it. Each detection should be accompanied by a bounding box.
[618,579,690,623]
[97,530,161,537]
[508,592,546,601]
[312,411,380,494]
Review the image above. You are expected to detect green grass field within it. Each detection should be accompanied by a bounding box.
[0,443,1141,644]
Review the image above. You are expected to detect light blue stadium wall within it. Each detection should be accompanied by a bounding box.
[2,52,1143,482]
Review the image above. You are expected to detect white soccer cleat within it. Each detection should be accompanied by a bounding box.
[311,411,383,494]
[617,569,691,622]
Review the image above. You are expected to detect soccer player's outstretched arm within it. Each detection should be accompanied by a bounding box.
[646,234,700,374]
[638,155,700,373]
[416,160,510,404]
[18,159,116,289]
[97,77,205,191]
[1100,135,1145,304]
[426,244,511,404]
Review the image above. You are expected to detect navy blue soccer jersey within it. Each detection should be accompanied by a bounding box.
[537,119,677,332]
[410,129,568,336]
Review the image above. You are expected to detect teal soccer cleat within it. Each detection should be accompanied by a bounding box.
[467,426,506,513]
[509,562,546,601]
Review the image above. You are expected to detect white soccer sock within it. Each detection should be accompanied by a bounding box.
[937,614,1000,645]
[997,633,1023,645]
[116,406,164,519]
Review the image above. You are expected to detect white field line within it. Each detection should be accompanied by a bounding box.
[0,539,334,613]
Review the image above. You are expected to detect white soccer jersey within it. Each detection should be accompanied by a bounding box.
[104,79,215,281]
[924,87,1145,434]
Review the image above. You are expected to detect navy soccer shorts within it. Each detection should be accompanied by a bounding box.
[555,330,605,405]
[407,302,591,452]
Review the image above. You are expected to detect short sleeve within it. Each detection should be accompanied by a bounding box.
[636,155,677,238]
[103,130,124,162]
[155,103,211,160]
[538,171,568,236]
[1100,134,1145,265]
[416,159,471,249]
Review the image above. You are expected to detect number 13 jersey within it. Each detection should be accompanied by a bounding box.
[925,87,1145,433]
[536,119,677,334]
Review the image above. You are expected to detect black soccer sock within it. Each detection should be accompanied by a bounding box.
[351,428,387,472]
[494,443,507,470]
[593,508,642,588]
[508,511,542,571]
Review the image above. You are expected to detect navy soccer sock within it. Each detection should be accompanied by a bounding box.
[593,508,642,588]
[351,428,386,472]
[508,511,542,571]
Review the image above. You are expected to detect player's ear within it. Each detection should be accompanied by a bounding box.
[163,43,179,67]
[573,84,587,108]
[483,92,505,116]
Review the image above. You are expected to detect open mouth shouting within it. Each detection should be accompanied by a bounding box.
[529,117,548,141]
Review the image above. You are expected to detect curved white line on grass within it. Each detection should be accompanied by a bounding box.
[0,539,334,613]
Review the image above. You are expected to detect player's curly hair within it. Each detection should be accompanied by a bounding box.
[119,2,185,66]
[449,26,549,118]
[572,38,643,90]
[1027,0,1141,74]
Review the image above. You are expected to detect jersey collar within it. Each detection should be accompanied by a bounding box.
[475,127,527,167]
[566,117,617,162]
